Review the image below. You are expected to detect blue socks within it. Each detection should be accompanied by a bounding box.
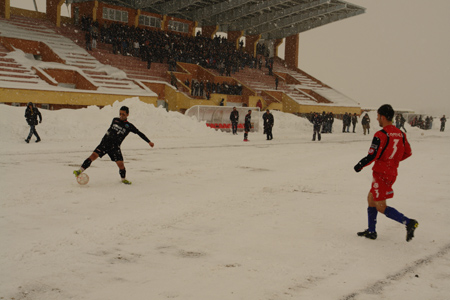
[367,206,410,233]
[384,206,409,225]
[368,207,378,232]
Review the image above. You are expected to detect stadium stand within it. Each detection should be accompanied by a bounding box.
[0,1,363,115]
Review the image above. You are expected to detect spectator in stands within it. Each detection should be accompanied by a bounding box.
[440,115,446,132]
[170,72,178,90]
[263,109,274,140]
[361,113,370,135]
[244,110,252,142]
[352,113,358,133]
[24,102,42,143]
[91,30,98,49]
[275,76,279,90]
[85,31,92,51]
[133,40,140,57]
[267,58,273,76]
[230,107,239,135]
[146,50,152,69]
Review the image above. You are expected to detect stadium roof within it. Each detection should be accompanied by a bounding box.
[68,0,365,39]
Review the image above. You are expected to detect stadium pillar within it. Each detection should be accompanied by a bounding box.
[192,21,198,37]
[92,0,98,22]
[285,34,299,69]
[201,25,218,39]
[135,9,141,27]
[274,38,283,57]
[228,30,243,50]
[46,0,65,27]
[0,0,10,19]
[244,34,261,57]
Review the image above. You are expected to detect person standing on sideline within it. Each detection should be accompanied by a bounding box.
[262,109,274,140]
[73,106,154,185]
[230,107,239,135]
[351,113,358,133]
[354,104,418,242]
[399,114,407,132]
[311,112,323,141]
[244,110,252,142]
[440,115,446,132]
[24,102,42,143]
[361,113,370,135]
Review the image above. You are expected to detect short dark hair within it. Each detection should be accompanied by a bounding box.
[377,104,394,121]
[120,106,129,114]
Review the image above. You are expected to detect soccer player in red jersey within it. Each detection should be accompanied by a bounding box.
[354,104,418,242]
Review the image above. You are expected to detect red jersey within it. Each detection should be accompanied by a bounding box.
[358,125,412,177]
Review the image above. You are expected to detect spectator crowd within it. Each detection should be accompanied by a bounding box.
[81,16,273,78]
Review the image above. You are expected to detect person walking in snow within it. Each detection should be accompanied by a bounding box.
[354,104,418,242]
[73,106,154,185]
[24,102,42,143]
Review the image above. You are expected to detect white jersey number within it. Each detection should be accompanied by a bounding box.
[388,139,400,160]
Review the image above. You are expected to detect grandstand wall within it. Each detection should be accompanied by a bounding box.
[0,87,157,109]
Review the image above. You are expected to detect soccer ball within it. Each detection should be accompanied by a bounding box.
[76,173,89,185]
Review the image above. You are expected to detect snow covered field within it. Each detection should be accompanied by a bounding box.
[1,98,449,300]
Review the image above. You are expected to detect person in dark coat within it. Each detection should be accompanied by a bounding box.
[229,107,239,135]
[312,112,323,141]
[262,109,274,140]
[352,113,358,133]
[361,113,370,135]
[244,110,252,142]
[24,102,42,143]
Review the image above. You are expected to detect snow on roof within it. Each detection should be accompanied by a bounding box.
[289,85,360,107]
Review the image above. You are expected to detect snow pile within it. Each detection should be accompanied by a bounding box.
[1,99,449,300]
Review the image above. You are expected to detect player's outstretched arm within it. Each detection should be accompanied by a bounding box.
[149,141,154,148]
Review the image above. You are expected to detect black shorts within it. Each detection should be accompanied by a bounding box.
[94,142,123,162]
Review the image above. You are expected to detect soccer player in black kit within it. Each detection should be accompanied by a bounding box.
[73,106,154,184]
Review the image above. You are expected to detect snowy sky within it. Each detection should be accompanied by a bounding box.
[13,0,450,116]
[298,0,450,115]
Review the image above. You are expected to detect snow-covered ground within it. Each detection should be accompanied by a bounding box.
[1,98,449,300]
